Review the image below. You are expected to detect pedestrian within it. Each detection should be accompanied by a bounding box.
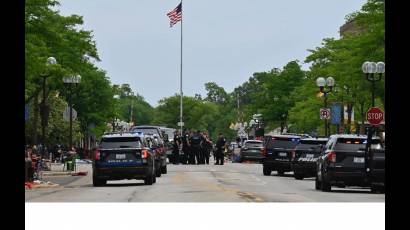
[203,132,213,165]
[181,130,190,164]
[172,131,181,164]
[215,133,226,165]
[189,130,202,165]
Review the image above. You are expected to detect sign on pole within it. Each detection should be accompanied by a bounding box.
[366,107,384,126]
[63,106,77,121]
[330,103,341,125]
[320,108,331,120]
[177,121,184,127]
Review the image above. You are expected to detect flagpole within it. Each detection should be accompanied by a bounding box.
[180,0,183,137]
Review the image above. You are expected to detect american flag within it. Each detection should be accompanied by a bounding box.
[167,3,182,27]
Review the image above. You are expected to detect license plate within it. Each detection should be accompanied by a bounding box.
[279,152,287,157]
[306,154,314,158]
[353,157,364,163]
[116,154,126,159]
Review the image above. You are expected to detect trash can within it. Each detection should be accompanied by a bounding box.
[66,161,74,171]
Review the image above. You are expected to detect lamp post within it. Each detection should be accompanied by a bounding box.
[362,61,385,107]
[362,61,385,177]
[316,76,335,137]
[63,74,81,150]
[40,57,57,157]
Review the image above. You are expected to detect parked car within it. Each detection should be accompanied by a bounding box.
[158,126,176,161]
[145,133,167,177]
[315,134,385,192]
[131,126,168,174]
[291,137,328,180]
[239,140,264,163]
[262,134,301,176]
[92,132,156,186]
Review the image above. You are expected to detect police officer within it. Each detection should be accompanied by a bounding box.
[181,130,190,164]
[202,132,212,165]
[215,133,226,165]
[189,130,202,165]
[172,131,181,164]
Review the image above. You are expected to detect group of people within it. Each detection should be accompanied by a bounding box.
[171,131,227,165]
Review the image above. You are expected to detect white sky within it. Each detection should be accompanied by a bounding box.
[56,0,367,106]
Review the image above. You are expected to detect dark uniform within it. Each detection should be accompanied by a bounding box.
[215,134,226,165]
[181,132,189,164]
[203,135,212,165]
[172,133,181,164]
[189,132,202,165]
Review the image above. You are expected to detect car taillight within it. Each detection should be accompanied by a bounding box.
[95,149,101,161]
[141,150,149,159]
[261,148,267,156]
[291,150,296,160]
[327,151,336,163]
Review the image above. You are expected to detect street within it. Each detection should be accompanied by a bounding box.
[25,159,385,202]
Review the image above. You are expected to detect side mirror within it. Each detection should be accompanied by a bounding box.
[163,134,169,142]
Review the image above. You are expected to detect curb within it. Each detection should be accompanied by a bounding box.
[42,171,72,176]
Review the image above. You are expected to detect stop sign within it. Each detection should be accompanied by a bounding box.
[366,107,384,126]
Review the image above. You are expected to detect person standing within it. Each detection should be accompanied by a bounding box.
[189,130,202,165]
[215,133,226,165]
[172,131,181,164]
[203,132,213,165]
[181,130,190,164]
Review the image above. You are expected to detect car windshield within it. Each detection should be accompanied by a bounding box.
[99,137,142,149]
[245,141,263,148]
[334,138,381,151]
[132,128,160,136]
[264,136,300,149]
[296,140,327,150]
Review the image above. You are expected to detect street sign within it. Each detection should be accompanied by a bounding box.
[320,108,331,120]
[63,106,77,121]
[330,103,341,125]
[177,121,184,126]
[366,107,384,126]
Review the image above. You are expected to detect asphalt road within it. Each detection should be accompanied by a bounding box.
[25,158,385,202]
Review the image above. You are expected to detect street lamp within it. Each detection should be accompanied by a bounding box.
[362,61,385,107]
[316,76,335,137]
[40,57,57,157]
[63,74,81,150]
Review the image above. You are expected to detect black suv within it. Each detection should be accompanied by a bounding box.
[131,126,168,174]
[262,134,301,176]
[291,138,328,180]
[315,134,385,192]
[92,132,156,186]
[239,140,264,163]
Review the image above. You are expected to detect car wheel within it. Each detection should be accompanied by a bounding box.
[144,174,154,185]
[320,175,331,192]
[294,173,304,180]
[277,170,285,176]
[315,175,321,190]
[161,165,167,174]
[263,166,271,176]
[92,176,106,187]
[153,175,157,183]
[155,167,162,177]
[371,185,384,193]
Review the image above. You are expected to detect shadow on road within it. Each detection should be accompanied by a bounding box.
[104,182,146,187]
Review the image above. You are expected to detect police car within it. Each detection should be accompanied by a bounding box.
[92,131,156,186]
[291,137,328,180]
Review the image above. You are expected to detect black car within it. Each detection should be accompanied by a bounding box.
[92,132,156,186]
[315,134,385,192]
[131,126,168,174]
[291,138,328,180]
[145,134,166,177]
[262,134,301,176]
[239,140,264,163]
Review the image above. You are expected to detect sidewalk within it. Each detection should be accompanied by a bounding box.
[42,160,92,176]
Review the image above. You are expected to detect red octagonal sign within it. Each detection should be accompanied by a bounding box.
[366,107,384,126]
